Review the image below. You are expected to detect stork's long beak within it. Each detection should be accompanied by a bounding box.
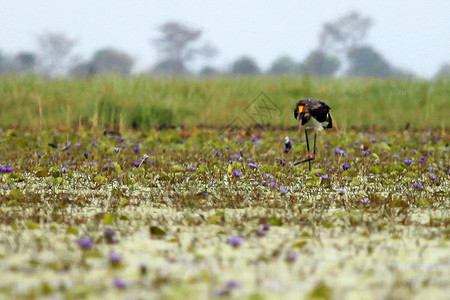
[297,106,305,135]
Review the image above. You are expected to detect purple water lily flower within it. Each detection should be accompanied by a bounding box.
[77,237,93,250]
[226,280,241,289]
[404,159,412,165]
[109,252,122,265]
[113,278,128,289]
[227,236,244,247]
[413,183,423,190]
[286,252,297,263]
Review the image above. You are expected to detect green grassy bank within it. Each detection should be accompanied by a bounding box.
[0,75,448,131]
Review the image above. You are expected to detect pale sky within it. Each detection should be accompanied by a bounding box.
[1,0,449,77]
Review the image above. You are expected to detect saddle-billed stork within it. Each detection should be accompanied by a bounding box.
[293,98,332,170]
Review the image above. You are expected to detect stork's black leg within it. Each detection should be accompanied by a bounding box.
[305,130,312,171]
[314,132,317,155]
[305,130,310,153]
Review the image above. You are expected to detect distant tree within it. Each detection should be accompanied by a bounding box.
[0,52,14,74]
[90,48,134,75]
[14,52,36,72]
[304,50,340,76]
[199,66,219,77]
[151,59,188,76]
[346,46,392,77]
[231,56,260,75]
[152,21,217,75]
[69,62,93,77]
[319,11,372,55]
[434,63,450,78]
[36,31,77,76]
[268,56,305,75]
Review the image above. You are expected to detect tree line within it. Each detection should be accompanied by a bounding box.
[0,11,449,78]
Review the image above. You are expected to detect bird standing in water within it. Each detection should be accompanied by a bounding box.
[293,98,333,170]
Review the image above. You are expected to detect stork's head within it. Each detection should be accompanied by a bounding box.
[294,104,305,122]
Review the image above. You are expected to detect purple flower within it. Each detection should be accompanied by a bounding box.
[113,278,128,290]
[429,173,436,180]
[92,141,99,147]
[280,159,286,165]
[418,157,425,163]
[270,182,278,188]
[252,181,259,185]
[84,152,89,159]
[227,236,244,247]
[392,154,400,159]
[104,227,118,244]
[133,161,140,167]
[320,174,328,180]
[404,159,412,165]
[187,166,196,171]
[179,139,185,144]
[266,173,274,179]
[216,151,222,157]
[202,192,208,196]
[0,166,13,172]
[37,153,42,159]
[361,150,370,156]
[109,252,122,265]
[226,280,241,289]
[132,145,140,152]
[252,137,260,147]
[77,237,93,250]
[249,163,258,169]
[262,225,270,231]
[233,170,241,177]
[411,149,417,154]
[230,154,240,160]
[334,147,345,155]
[338,188,345,196]
[371,138,377,143]
[256,230,265,237]
[286,252,297,263]
[89,161,97,166]
[361,198,371,204]
[280,187,288,194]
[413,183,423,190]
[61,167,69,173]
[114,147,120,153]
[342,164,350,170]
[284,148,291,153]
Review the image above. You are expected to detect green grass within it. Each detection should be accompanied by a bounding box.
[0,75,449,130]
